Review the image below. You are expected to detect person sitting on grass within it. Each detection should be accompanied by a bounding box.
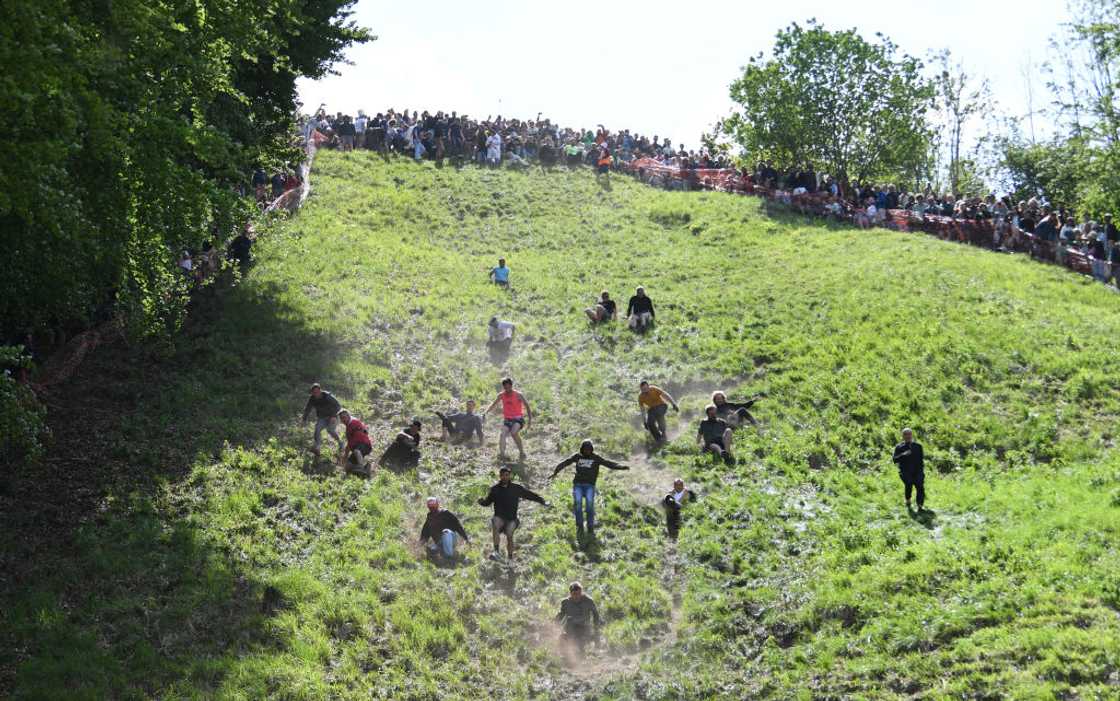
[484,377,533,461]
[301,383,344,457]
[556,581,603,656]
[711,391,758,427]
[584,291,617,323]
[626,286,656,331]
[337,409,373,475]
[478,466,549,561]
[548,439,629,535]
[489,258,510,287]
[419,497,469,562]
[892,427,926,512]
[435,399,484,446]
[638,380,679,444]
[697,404,735,465]
[662,478,697,539]
[378,419,423,470]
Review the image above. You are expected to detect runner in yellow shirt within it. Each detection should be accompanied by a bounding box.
[638,380,679,444]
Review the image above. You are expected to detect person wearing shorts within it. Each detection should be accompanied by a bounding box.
[697,404,735,465]
[478,467,548,560]
[485,377,533,461]
[301,383,344,455]
[638,380,679,443]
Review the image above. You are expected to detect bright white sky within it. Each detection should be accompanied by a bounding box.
[297,0,1067,151]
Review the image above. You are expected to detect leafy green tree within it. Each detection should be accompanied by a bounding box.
[0,0,371,342]
[724,20,934,192]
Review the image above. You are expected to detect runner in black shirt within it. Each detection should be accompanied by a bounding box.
[478,467,549,561]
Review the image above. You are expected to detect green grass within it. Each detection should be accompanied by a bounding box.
[4,150,1120,699]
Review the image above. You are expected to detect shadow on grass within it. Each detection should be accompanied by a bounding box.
[909,507,938,529]
[1,275,351,696]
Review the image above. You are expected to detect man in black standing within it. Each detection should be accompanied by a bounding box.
[892,427,926,512]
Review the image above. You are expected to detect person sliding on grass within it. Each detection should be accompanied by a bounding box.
[484,377,532,462]
[662,478,697,539]
[584,291,617,323]
[638,380,679,444]
[548,439,628,535]
[435,399,484,446]
[487,316,516,356]
[337,409,373,475]
[892,427,926,512]
[378,419,423,470]
[419,497,469,561]
[697,404,735,465]
[556,581,602,656]
[711,391,758,427]
[626,286,655,331]
[301,383,344,456]
[478,466,549,561]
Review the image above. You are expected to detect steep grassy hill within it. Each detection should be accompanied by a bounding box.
[4,150,1120,700]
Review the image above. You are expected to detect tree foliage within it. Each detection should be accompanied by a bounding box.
[724,20,934,189]
[0,0,370,341]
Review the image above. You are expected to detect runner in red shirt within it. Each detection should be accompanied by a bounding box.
[484,377,533,462]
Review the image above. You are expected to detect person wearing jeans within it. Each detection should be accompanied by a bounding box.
[419,498,469,560]
[549,439,628,534]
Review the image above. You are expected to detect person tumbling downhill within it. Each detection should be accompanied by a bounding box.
[337,409,373,475]
[478,466,549,561]
[555,581,603,656]
[638,380,679,444]
[548,439,628,535]
[697,404,735,465]
[662,478,697,539]
[484,377,533,462]
[435,399,484,446]
[378,418,423,470]
[584,291,617,323]
[711,391,759,427]
[419,497,469,562]
[626,286,655,331]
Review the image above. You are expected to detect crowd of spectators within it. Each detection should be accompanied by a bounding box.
[302,107,730,171]
[303,105,1120,288]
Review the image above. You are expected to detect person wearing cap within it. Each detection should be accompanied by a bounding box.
[662,479,697,539]
[484,377,533,461]
[301,383,344,456]
[419,497,469,560]
[583,291,617,323]
[638,381,679,444]
[548,439,628,534]
[337,409,373,474]
[478,466,549,561]
[555,582,602,654]
[626,286,655,331]
[377,419,423,470]
[435,399,485,446]
[697,404,735,466]
[489,258,511,287]
[892,427,926,511]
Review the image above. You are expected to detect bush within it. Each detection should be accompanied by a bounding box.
[0,346,48,468]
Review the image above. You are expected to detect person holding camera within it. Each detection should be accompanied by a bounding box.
[892,427,926,511]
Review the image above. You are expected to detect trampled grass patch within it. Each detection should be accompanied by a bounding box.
[4,150,1120,699]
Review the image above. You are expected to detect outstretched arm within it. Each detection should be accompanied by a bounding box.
[520,392,533,426]
[660,389,679,410]
[484,395,500,415]
[518,485,547,506]
[550,454,577,479]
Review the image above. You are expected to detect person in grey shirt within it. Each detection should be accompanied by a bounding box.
[301,383,343,455]
[556,581,603,655]
[435,400,485,446]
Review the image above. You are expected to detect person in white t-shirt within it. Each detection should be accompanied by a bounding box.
[487,316,515,359]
